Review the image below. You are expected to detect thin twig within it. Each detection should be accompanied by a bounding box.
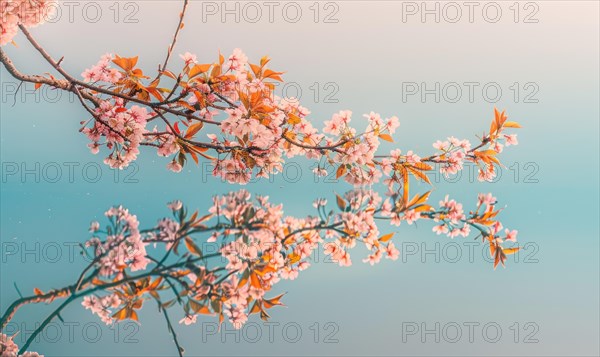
[154,0,189,83]
[157,299,184,357]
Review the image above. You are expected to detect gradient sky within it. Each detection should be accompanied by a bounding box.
[1,1,599,356]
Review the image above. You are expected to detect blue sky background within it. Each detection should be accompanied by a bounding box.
[1,1,599,356]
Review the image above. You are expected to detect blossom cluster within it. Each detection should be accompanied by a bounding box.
[0,0,55,46]
[0,333,42,357]
[81,54,123,84]
[81,294,122,325]
[85,205,149,277]
[81,96,150,169]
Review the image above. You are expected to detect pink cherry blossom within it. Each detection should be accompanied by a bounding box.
[505,229,518,242]
[179,315,198,325]
[433,140,450,151]
[167,160,183,173]
[227,48,248,71]
[404,209,421,225]
[432,224,449,235]
[385,242,400,260]
[386,116,400,134]
[478,193,497,207]
[81,54,122,84]
[405,150,421,164]
[504,134,518,146]
[179,52,197,65]
[1,0,57,46]
[167,200,183,211]
[89,221,100,232]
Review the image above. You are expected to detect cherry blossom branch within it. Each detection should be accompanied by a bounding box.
[17,295,76,353]
[2,186,520,356]
[2,26,390,168]
[0,287,71,331]
[0,47,100,106]
[3,22,520,187]
[6,26,218,125]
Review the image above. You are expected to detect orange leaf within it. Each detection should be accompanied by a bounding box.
[198,305,213,315]
[503,121,521,128]
[112,55,138,71]
[211,64,221,77]
[411,162,433,171]
[336,165,347,179]
[92,278,106,286]
[255,264,277,276]
[414,204,434,212]
[192,213,213,226]
[177,100,197,112]
[250,301,262,314]
[493,248,507,270]
[146,87,164,101]
[189,64,212,78]
[378,233,394,242]
[129,309,139,321]
[185,122,204,139]
[184,237,203,257]
[408,190,432,208]
[189,299,209,314]
[263,293,285,309]
[378,133,394,142]
[196,150,216,161]
[503,247,520,255]
[131,68,145,77]
[287,113,301,125]
[189,150,199,165]
[336,194,347,211]
[491,108,508,135]
[408,166,432,184]
[112,308,128,321]
[260,309,271,321]
[249,63,262,77]
[131,300,144,310]
[401,167,409,205]
[148,277,163,290]
[161,70,177,79]
[250,272,262,289]
[263,69,284,82]
[260,56,270,67]
[288,253,301,264]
